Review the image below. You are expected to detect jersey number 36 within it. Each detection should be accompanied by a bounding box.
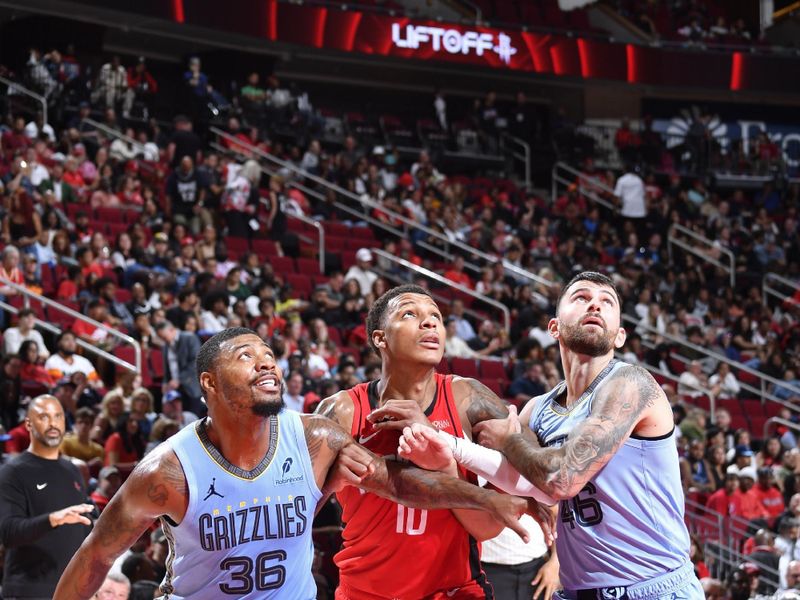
[219,550,286,594]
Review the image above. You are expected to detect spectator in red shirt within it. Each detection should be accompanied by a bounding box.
[614,117,641,164]
[738,467,770,524]
[753,467,785,526]
[1,116,30,153]
[442,255,473,289]
[103,413,145,478]
[706,471,743,517]
[124,57,158,119]
[89,465,121,513]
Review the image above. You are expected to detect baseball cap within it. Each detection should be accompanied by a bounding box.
[180,236,195,247]
[154,232,169,243]
[98,465,120,480]
[735,445,754,458]
[355,248,373,262]
[738,466,757,481]
[163,390,182,403]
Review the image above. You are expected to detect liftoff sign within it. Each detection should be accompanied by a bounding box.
[391,23,518,65]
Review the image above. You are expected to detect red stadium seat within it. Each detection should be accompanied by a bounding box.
[450,357,479,379]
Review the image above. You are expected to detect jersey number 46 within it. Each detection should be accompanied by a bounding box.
[560,482,603,529]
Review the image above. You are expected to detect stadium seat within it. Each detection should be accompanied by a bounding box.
[450,357,479,379]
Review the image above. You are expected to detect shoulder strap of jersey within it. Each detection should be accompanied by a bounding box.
[346,382,372,438]
[439,374,463,436]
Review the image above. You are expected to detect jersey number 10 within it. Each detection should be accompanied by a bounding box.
[396,505,428,535]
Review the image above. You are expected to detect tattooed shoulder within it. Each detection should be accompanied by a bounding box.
[314,391,354,429]
[456,377,508,425]
[593,364,662,416]
[302,414,351,463]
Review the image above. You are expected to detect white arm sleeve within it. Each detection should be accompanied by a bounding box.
[442,431,556,506]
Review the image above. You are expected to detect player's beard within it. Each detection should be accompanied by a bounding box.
[558,318,616,357]
[252,381,286,417]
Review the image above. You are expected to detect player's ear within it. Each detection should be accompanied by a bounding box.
[614,326,627,349]
[372,328,387,350]
[548,317,559,340]
[199,371,215,396]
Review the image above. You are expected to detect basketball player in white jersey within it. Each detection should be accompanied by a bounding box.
[396,272,704,600]
[54,328,528,600]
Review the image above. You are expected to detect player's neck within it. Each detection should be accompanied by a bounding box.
[377,362,437,406]
[561,350,614,406]
[203,412,276,471]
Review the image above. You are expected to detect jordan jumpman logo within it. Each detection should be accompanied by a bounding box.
[203,477,224,500]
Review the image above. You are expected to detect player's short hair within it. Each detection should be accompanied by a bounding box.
[556,271,621,315]
[366,284,434,354]
[196,327,260,383]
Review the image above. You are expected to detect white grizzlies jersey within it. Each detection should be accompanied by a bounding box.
[159,410,321,599]
[528,360,690,590]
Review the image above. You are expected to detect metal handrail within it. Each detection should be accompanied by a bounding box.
[621,314,800,405]
[210,127,555,290]
[667,223,735,288]
[551,162,616,211]
[0,75,47,126]
[81,117,147,154]
[371,248,511,334]
[762,272,800,307]
[0,277,141,374]
[500,133,530,190]
[284,212,325,274]
[210,140,382,273]
[763,417,800,439]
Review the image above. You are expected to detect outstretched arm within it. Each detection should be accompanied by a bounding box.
[53,446,188,600]
[475,365,664,500]
[301,414,530,541]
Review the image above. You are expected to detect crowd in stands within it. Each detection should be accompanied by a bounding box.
[0,39,798,597]
[612,0,760,45]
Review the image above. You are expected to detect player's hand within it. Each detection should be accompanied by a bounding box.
[473,404,521,450]
[398,424,455,472]
[49,504,94,527]
[527,498,557,546]
[367,400,433,432]
[486,493,529,543]
[322,443,377,495]
[531,551,561,600]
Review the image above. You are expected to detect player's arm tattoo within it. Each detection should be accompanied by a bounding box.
[502,365,661,500]
[304,412,498,511]
[462,378,509,425]
[54,450,186,600]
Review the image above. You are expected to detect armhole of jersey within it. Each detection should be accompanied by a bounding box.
[169,435,195,526]
[291,412,323,501]
[346,387,364,438]
[442,374,462,437]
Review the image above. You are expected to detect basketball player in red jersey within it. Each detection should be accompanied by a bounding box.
[317,284,549,600]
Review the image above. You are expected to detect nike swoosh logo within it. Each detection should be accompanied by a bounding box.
[358,431,380,444]
[446,589,460,597]
[36,483,47,490]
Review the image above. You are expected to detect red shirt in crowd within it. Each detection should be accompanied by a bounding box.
[740,488,770,521]
[706,488,743,517]
[752,484,785,521]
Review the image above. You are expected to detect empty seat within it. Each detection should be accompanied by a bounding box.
[450,357,479,379]
[479,360,508,380]
[268,256,295,275]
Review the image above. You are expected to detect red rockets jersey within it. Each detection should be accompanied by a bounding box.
[335,375,491,599]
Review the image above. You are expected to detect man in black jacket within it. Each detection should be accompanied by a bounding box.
[0,395,93,599]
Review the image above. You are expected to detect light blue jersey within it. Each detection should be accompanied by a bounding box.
[159,410,321,599]
[528,360,691,591]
